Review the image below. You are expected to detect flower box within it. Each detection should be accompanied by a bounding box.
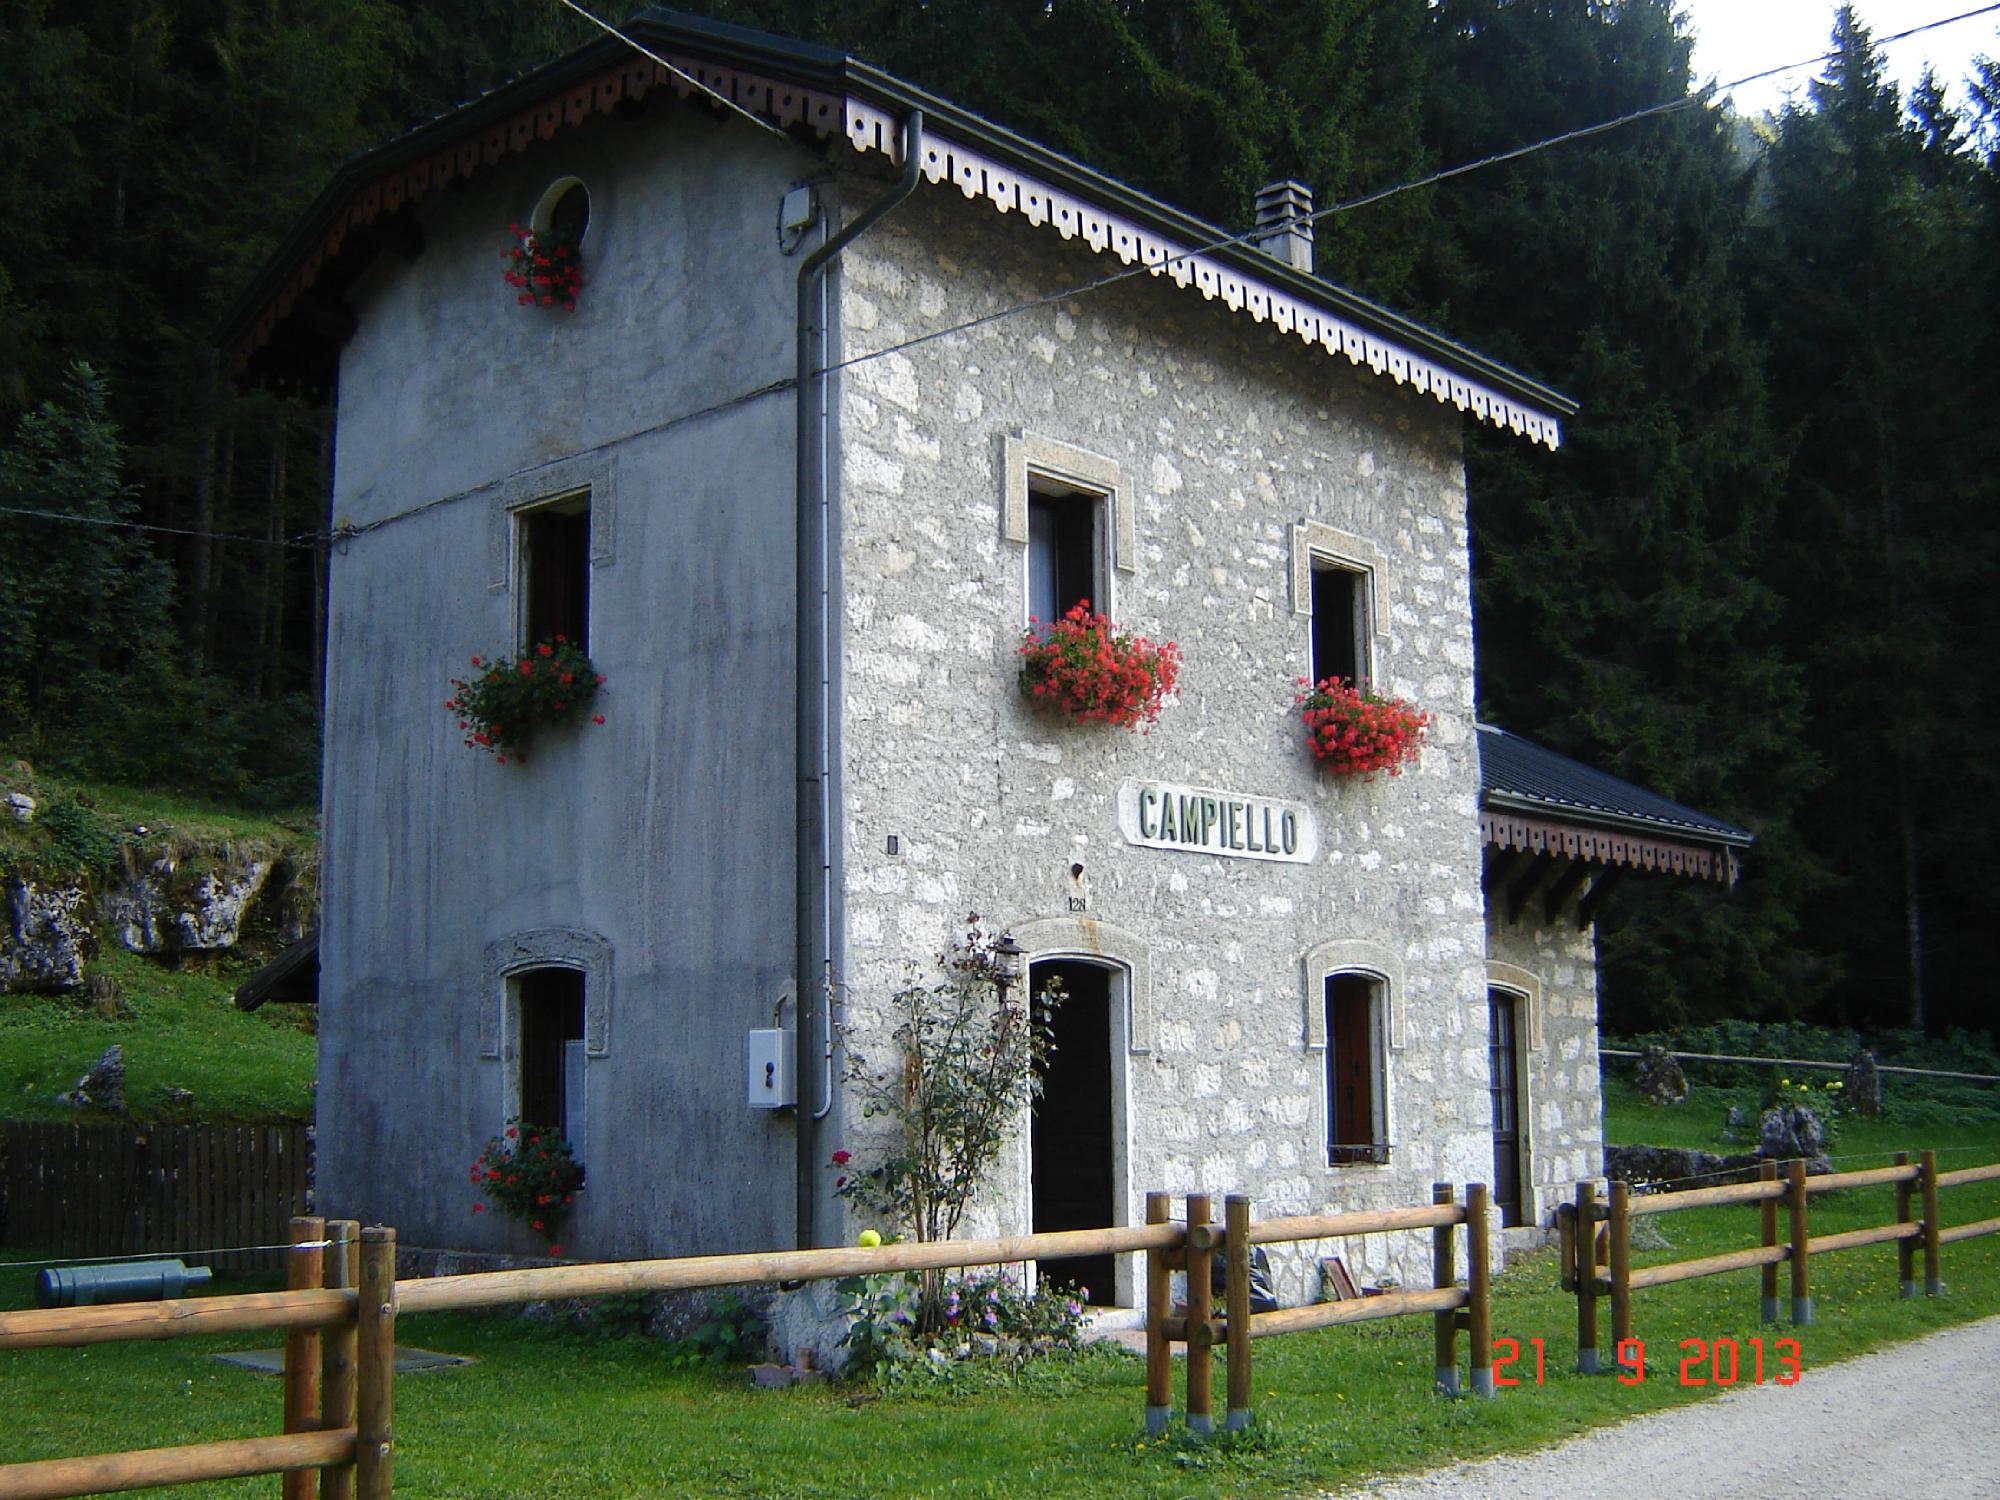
[502,222,583,311]
[445,636,605,763]
[1296,676,1431,777]
[1018,602,1181,733]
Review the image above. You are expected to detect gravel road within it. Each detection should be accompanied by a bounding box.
[1324,1316,2000,1499]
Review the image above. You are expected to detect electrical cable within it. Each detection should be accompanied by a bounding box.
[552,0,798,145]
[0,503,315,550]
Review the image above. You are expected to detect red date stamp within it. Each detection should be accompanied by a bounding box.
[1491,1336,1802,1386]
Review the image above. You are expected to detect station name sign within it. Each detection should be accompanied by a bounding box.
[1116,779,1317,865]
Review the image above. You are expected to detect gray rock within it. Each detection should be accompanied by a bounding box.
[1844,1049,1883,1116]
[1634,1045,1689,1107]
[1759,1102,1826,1160]
[6,792,34,823]
[1605,1143,1763,1190]
[1,879,92,992]
[104,850,273,956]
[58,1044,126,1112]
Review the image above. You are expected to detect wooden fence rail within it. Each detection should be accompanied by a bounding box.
[0,1122,311,1273]
[1562,1151,2000,1365]
[1,1184,1501,1495]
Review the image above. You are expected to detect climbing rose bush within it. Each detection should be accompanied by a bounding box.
[470,1121,584,1254]
[1018,601,1181,732]
[1296,676,1432,777]
[445,636,605,762]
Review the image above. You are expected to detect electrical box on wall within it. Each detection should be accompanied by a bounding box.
[747,1029,796,1109]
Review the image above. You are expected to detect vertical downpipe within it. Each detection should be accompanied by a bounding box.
[794,111,925,1249]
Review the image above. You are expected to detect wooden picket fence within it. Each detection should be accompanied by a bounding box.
[0,1122,312,1274]
[1560,1151,2000,1371]
[0,1184,1498,1497]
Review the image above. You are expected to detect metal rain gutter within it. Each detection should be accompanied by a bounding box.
[793,108,924,1250]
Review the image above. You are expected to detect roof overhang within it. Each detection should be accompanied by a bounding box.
[221,10,1574,445]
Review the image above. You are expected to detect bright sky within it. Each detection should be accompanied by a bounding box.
[1676,0,1998,115]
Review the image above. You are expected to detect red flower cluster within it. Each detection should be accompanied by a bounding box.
[470,1120,584,1253]
[445,635,606,762]
[1295,677,1432,777]
[1017,601,1181,733]
[502,222,583,311]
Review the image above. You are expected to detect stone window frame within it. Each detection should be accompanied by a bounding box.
[1002,431,1136,625]
[1290,521,1391,686]
[1302,938,1403,1173]
[479,928,615,1063]
[485,451,618,628]
[1484,960,1545,1049]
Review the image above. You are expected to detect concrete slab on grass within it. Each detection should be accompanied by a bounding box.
[212,1346,474,1375]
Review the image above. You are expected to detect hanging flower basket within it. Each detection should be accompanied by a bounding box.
[1296,677,1432,777]
[1017,601,1181,733]
[502,222,583,311]
[445,636,605,763]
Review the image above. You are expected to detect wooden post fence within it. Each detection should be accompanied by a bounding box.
[1144,1191,1172,1435]
[1223,1195,1252,1432]
[1466,1183,1493,1399]
[1431,1183,1458,1395]
[322,1221,361,1500]
[356,1228,398,1500]
[1569,1151,2000,1358]
[1574,1179,1600,1373]
[1184,1193,1214,1436]
[283,1217,327,1500]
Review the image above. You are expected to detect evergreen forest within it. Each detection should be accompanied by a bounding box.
[2,0,1996,1039]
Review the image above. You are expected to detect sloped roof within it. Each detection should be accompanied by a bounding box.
[1476,725,1751,845]
[223,9,1573,445]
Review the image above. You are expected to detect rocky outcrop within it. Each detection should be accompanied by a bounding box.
[1,879,95,991]
[103,845,275,956]
[58,1044,126,1112]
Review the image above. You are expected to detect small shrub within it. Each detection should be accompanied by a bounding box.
[38,794,118,874]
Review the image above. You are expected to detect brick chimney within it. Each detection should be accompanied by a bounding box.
[1252,180,1314,274]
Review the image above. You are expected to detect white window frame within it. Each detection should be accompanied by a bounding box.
[1003,431,1134,625]
[1290,521,1388,687]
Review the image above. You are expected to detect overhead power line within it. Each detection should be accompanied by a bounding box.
[0,503,316,550]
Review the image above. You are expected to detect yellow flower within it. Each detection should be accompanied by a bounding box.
[857,1228,882,1248]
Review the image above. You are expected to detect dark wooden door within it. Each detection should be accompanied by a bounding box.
[1031,960,1115,1303]
[1488,990,1524,1227]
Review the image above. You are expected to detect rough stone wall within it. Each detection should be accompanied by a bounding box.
[1486,912,1604,1226]
[830,185,1505,1297]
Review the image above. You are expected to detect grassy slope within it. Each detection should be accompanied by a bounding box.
[4,1093,1997,1497]
[0,776,317,1124]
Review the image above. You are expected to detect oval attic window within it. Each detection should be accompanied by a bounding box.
[533,178,590,248]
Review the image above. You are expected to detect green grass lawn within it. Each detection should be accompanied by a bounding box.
[0,946,315,1124]
[5,1093,1998,1498]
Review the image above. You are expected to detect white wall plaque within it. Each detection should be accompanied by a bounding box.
[1117,778,1318,864]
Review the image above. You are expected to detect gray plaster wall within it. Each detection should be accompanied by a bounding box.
[829,184,1510,1297]
[1486,914,1605,1227]
[320,105,823,1257]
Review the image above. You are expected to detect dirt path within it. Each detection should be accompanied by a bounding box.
[1324,1316,2000,1499]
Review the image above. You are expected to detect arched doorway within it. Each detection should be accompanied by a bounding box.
[1029,957,1120,1304]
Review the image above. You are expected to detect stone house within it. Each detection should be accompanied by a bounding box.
[227,10,1748,1301]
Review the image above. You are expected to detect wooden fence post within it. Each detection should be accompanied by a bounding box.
[1759,1162,1780,1323]
[283,1216,327,1500]
[1574,1180,1599,1374]
[1608,1179,1632,1355]
[1787,1159,1812,1324]
[1894,1151,1915,1298]
[356,1227,397,1499]
[1184,1193,1213,1436]
[1431,1183,1459,1395]
[1224,1194,1252,1432]
[322,1220,360,1500]
[1921,1149,1944,1296]
[1466,1183,1492,1398]
[1145,1192,1171,1435]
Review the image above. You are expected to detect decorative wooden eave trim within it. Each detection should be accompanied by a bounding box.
[841,104,1563,448]
[1480,809,1740,886]
[228,43,1571,451]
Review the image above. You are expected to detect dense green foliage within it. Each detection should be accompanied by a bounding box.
[3,1,1995,1031]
